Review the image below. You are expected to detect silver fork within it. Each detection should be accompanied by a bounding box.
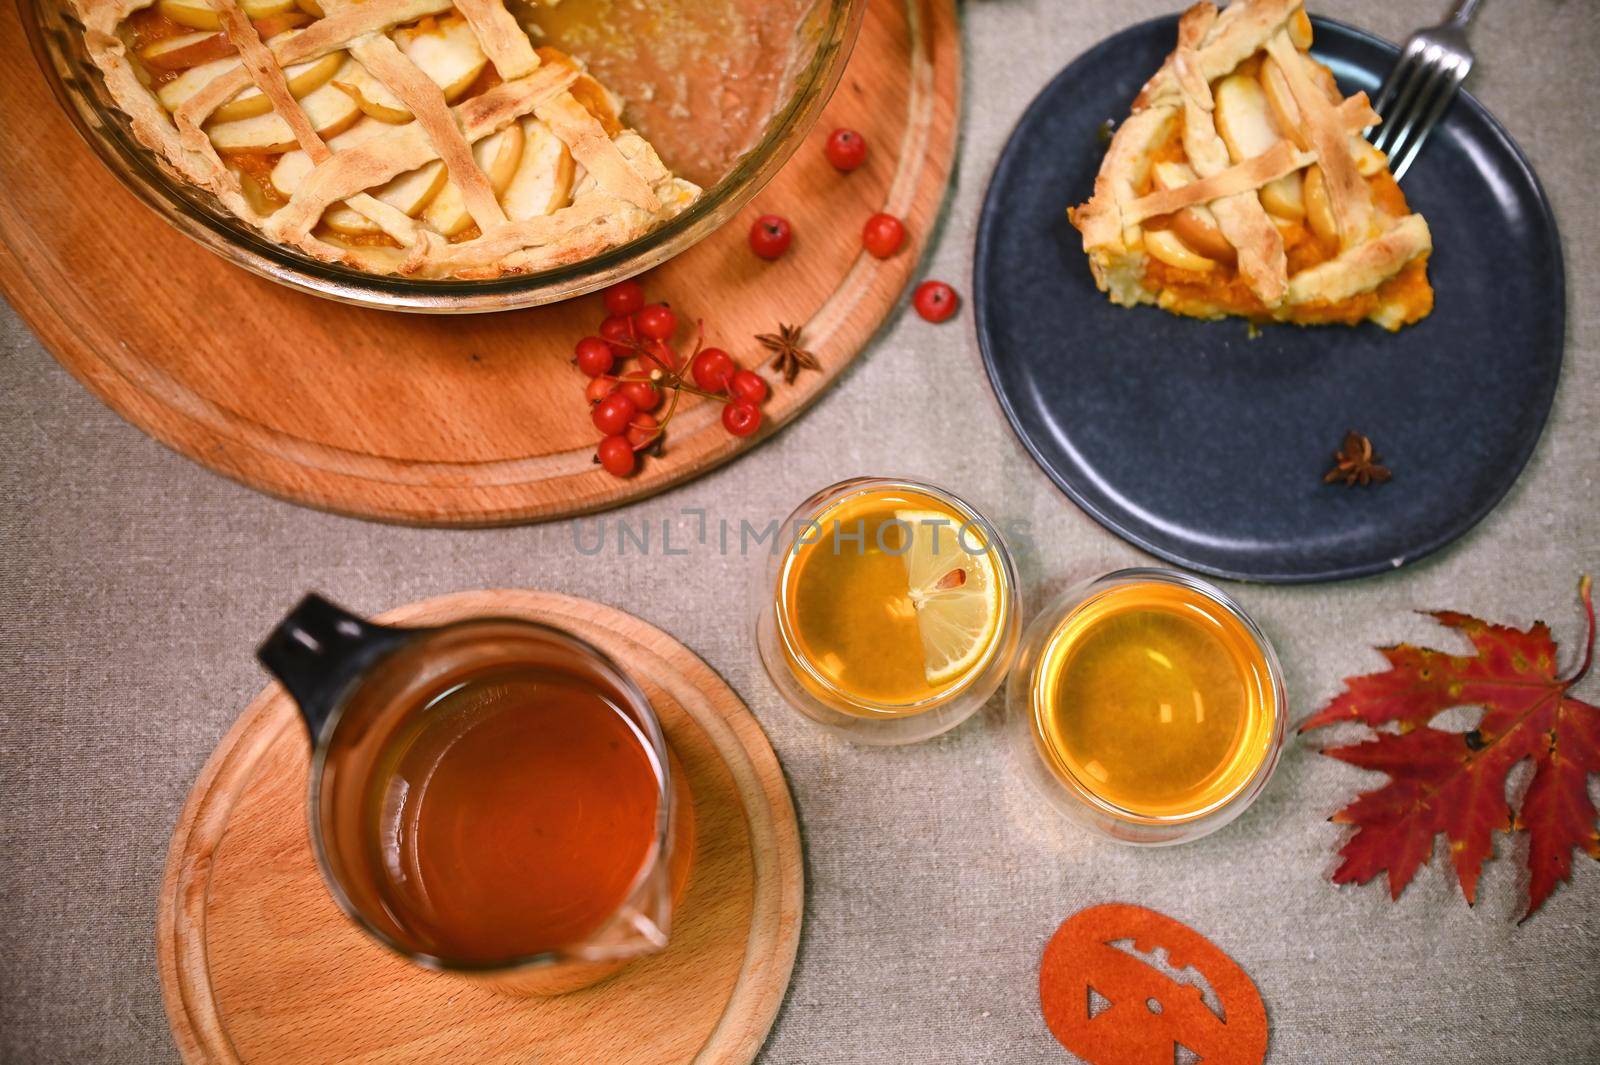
[1367,0,1483,180]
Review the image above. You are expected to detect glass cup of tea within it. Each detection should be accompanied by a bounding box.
[258,595,691,995]
[1006,568,1287,845]
[753,477,1022,744]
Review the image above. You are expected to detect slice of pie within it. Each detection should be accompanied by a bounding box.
[78,0,700,279]
[1071,0,1434,330]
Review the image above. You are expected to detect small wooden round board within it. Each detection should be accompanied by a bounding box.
[157,590,804,1064]
[2,0,959,525]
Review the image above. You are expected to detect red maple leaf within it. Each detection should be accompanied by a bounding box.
[1300,577,1599,920]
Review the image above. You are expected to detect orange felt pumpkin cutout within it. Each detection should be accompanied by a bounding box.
[1039,903,1268,1065]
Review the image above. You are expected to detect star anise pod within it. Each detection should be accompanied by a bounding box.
[756,323,819,384]
[1323,430,1392,487]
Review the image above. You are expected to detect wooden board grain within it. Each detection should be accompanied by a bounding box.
[156,590,803,1064]
[1,0,959,525]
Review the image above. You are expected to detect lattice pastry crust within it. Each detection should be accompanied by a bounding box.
[1071,0,1434,330]
[77,0,701,279]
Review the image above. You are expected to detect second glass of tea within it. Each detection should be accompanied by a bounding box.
[1007,568,1286,844]
[755,477,1021,744]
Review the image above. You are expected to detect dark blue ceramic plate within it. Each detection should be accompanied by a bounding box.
[974,17,1564,583]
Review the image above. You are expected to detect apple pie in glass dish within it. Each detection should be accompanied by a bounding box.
[29,0,862,308]
[1071,0,1434,330]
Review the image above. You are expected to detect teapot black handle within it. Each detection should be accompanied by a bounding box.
[257,594,409,742]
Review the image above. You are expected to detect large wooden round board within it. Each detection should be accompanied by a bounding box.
[2,0,959,525]
[157,590,804,1064]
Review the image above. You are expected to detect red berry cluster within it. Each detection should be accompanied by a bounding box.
[745,128,960,324]
[577,279,768,478]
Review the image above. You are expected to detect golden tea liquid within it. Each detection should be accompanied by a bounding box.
[1030,580,1276,819]
[364,667,661,963]
[777,486,1008,713]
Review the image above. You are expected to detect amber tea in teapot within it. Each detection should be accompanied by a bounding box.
[260,596,684,990]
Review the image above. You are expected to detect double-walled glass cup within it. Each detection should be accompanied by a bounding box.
[258,595,689,994]
[1006,569,1286,845]
[754,477,1021,745]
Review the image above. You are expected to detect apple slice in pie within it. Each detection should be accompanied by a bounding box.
[1071,0,1434,330]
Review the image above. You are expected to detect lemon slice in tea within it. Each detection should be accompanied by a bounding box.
[894,509,1002,686]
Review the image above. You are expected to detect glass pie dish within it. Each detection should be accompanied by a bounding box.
[21,0,864,311]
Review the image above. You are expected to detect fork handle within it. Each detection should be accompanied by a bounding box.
[1446,0,1483,27]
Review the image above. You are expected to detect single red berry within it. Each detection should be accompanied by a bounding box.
[728,369,768,405]
[913,279,960,323]
[749,214,792,260]
[635,303,677,341]
[585,375,619,405]
[597,434,635,477]
[600,313,635,350]
[603,279,645,316]
[824,128,867,172]
[592,392,637,436]
[574,335,614,377]
[626,412,660,449]
[863,213,906,259]
[691,347,736,391]
[621,373,661,412]
[722,398,762,437]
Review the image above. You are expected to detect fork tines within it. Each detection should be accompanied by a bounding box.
[1368,29,1475,181]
